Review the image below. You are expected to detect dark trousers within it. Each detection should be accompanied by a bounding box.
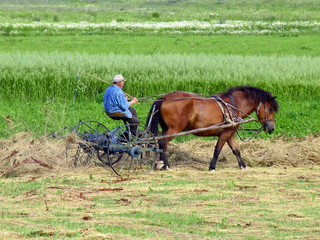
[109,107,140,135]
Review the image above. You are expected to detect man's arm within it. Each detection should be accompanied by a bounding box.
[115,91,130,111]
[129,97,138,106]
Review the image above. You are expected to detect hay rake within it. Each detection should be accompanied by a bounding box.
[66,120,162,177]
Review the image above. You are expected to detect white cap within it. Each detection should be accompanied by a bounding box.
[112,74,125,83]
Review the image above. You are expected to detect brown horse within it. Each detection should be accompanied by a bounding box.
[145,86,278,171]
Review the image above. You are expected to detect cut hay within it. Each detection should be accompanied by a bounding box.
[167,135,320,168]
[0,133,319,177]
[0,132,70,177]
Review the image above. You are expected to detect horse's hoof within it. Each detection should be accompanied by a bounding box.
[241,167,249,170]
[209,168,216,172]
[160,166,172,171]
[164,166,172,171]
[156,161,165,170]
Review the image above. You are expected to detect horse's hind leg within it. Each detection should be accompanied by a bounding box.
[158,129,181,170]
[158,138,170,170]
[227,135,247,169]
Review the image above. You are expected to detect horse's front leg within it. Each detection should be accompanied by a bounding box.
[209,137,227,171]
[227,134,247,169]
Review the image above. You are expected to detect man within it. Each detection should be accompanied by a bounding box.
[103,74,140,135]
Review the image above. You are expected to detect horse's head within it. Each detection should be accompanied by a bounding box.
[256,97,278,134]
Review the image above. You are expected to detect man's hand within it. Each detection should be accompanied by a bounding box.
[129,97,139,106]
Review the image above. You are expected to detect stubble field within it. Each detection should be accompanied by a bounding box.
[0,133,319,239]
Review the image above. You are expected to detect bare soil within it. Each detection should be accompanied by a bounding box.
[0,132,319,177]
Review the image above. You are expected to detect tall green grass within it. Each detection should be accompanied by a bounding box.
[1,52,319,138]
[1,52,319,102]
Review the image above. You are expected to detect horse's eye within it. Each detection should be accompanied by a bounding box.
[269,109,273,113]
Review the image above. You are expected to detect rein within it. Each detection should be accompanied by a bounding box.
[224,93,263,141]
[138,94,210,102]
[237,125,263,142]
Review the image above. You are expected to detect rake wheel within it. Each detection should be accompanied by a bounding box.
[66,120,109,168]
[104,124,159,177]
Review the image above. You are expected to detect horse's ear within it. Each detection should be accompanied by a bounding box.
[271,96,279,112]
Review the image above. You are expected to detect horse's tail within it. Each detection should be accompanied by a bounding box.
[145,98,166,136]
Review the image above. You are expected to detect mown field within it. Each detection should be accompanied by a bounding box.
[1,1,320,239]
[1,167,320,239]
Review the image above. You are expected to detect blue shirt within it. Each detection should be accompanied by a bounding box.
[103,85,132,118]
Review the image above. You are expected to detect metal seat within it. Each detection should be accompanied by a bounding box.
[105,111,128,123]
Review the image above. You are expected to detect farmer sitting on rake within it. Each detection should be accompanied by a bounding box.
[103,74,140,135]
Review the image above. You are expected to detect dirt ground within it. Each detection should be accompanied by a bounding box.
[0,132,319,177]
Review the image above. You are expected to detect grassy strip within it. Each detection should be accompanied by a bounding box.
[1,34,320,56]
[0,167,319,239]
[1,0,320,22]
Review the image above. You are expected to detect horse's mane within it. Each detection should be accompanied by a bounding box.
[220,86,279,112]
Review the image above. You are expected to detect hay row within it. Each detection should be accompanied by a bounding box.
[0,132,319,177]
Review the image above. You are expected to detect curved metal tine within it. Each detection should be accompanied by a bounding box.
[136,155,146,173]
[109,126,129,142]
[121,129,131,142]
[134,133,151,144]
[78,121,102,134]
[133,130,156,145]
[96,122,108,134]
[75,147,94,166]
[129,157,136,175]
[80,121,96,133]
[98,151,108,164]
[124,156,133,176]
[141,150,156,173]
[108,151,122,166]
[113,154,131,174]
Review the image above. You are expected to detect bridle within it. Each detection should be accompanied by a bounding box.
[255,102,275,125]
[236,100,274,142]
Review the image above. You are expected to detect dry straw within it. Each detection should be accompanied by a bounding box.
[0,132,70,177]
[0,133,319,177]
[168,136,320,168]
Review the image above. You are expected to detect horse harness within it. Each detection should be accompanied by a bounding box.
[211,94,241,126]
[211,94,263,140]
